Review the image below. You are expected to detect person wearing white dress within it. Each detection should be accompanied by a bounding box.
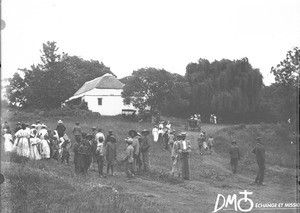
[29,124,41,160]
[15,123,30,158]
[166,121,171,130]
[3,130,13,153]
[152,126,159,142]
[39,124,50,159]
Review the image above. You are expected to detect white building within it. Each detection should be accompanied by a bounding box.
[65,73,135,116]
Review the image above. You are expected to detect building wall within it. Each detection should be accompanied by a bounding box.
[81,88,135,115]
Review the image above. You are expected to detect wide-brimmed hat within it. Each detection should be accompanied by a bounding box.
[41,124,47,128]
[232,140,237,144]
[141,129,150,135]
[58,120,63,124]
[86,134,93,140]
[92,126,97,130]
[128,129,137,136]
[31,124,36,127]
[75,122,80,124]
[126,138,133,144]
[181,132,187,136]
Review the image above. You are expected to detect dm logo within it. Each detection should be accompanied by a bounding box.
[213,190,254,212]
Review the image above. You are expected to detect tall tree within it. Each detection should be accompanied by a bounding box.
[270,47,299,120]
[186,58,263,122]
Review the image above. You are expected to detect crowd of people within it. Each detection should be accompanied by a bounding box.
[1,119,266,185]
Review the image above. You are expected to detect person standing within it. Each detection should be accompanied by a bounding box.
[252,137,266,185]
[2,129,13,160]
[105,130,115,146]
[73,122,82,143]
[56,120,66,138]
[129,130,140,172]
[207,135,215,155]
[152,125,159,142]
[178,132,192,180]
[95,129,105,146]
[73,138,81,174]
[106,135,117,176]
[29,124,41,160]
[140,129,151,172]
[171,134,181,177]
[39,124,50,159]
[15,123,30,158]
[96,137,105,177]
[123,138,134,180]
[229,140,240,174]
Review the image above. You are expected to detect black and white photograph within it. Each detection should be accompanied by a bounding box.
[0,0,299,212]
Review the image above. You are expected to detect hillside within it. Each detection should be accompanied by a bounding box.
[0,110,298,212]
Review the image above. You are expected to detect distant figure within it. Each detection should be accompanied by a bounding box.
[159,121,164,129]
[166,121,171,130]
[36,120,42,136]
[96,137,105,177]
[129,129,141,172]
[123,138,134,180]
[207,135,215,155]
[73,139,81,174]
[56,120,66,138]
[198,132,206,155]
[29,124,41,160]
[178,132,192,180]
[171,134,182,177]
[152,125,159,142]
[15,123,30,158]
[229,140,240,174]
[77,140,92,176]
[73,122,82,143]
[106,135,117,176]
[168,130,175,155]
[140,129,151,172]
[252,137,266,185]
[214,115,217,124]
[2,121,10,132]
[39,124,50,159]
[3,130,13,159]
[14,122,22,135]
[105,130,115,146]
[95,128,105,146]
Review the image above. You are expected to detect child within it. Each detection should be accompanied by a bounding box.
[106,135,117,176]
[123,138,134,180]
[61,136,71,166]
[96,137,105,177]
[78,140,92,176]
[73,139,81,174]
[207,135,215,155]
[3,130,13,161]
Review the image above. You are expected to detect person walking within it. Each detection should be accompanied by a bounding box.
[229,140,240,174]
[178,132,192,180]
[73,122,82,143]
[252,137,266,185]
[207,135,215,155]
[140,129,151,172]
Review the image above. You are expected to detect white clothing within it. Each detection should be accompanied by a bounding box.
[95,132,105,143]
[159,123,164,129]
[3,133,13,152]
[40,138,50,159]
[166,123,171,130]
[152,128,159,142]
[15,129,30,158]
[29,138,41,160]
[39,129,48,139]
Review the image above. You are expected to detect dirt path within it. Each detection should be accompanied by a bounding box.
[82,124,298,213]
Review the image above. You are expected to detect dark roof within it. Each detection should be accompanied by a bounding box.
[73,74,124,96]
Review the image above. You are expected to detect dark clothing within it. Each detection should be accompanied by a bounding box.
[181,152,190,180]
[230,158,238,173]
[105,134,116,145]
[56,124,66,138]
[73,126,82,136]
[73,142,80,174]
[97,155,104,176]
[252,144,265,165]
[252,143,266,184]
[163,132,169,150]
[229,145,240,159]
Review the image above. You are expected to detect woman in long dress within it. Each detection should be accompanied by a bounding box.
[15,123,30,158]
[39,124,50,159]
[3,129,13,153]
[29,124,41,160]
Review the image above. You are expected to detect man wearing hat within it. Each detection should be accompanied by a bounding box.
[178,132,192,180]
[229,140,240,174]
[56,120,66,138]
[140,129,151,172]
[73,122,82,143]
[252,137,266,185]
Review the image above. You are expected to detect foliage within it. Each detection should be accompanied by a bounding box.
[270,47,299,121]
[185,58,263,123]
[122,68,191,116]
[5,41,112,109]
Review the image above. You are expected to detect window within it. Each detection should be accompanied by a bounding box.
[98,98,102,105]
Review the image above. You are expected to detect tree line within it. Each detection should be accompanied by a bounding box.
[5,41,299,123]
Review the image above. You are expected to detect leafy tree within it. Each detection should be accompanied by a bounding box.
[270,47,299,121]
[6,41,112,109]
[122,68,190,115]
[186,58,263,123]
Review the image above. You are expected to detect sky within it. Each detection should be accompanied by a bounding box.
[1,0,300,85]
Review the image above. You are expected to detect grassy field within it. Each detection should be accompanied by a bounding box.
[1,109,298,213]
